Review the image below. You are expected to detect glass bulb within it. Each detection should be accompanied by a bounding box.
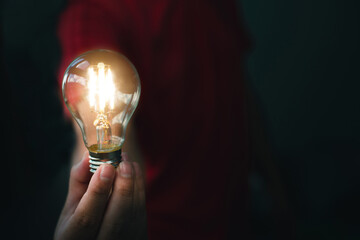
[62,49,141,172]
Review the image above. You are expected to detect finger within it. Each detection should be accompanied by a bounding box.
[69,164,115,239]
[97,160,135,239]
[122,152,146,208]
[122,154,146,226]
[64,151,92,214]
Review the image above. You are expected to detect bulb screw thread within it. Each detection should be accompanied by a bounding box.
[89,149,122,173]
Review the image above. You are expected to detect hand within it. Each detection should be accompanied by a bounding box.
[54,152,147,240]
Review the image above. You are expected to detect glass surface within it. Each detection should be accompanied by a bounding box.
[62,49,141,152]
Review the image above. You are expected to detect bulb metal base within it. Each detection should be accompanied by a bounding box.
[89,149,122,173]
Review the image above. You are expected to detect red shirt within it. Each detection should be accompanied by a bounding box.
[58,1,250,239]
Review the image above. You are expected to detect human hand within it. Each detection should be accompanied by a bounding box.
[54,152,147,240]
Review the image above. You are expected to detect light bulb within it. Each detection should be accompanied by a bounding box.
[62,49,141,173]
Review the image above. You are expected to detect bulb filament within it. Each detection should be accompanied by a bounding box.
[88,62,115,150]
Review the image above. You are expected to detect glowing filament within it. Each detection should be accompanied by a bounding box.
[87,62,115,113]
[88,67,96,108]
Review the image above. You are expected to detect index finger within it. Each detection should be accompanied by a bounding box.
[64,152,92,213]
[69,164,115,239]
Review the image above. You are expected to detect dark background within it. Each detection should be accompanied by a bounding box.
[1,0,360,239]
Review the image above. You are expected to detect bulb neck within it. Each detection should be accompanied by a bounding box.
[89,148,122,173]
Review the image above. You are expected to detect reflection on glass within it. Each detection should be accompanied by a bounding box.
[62,49,141,160]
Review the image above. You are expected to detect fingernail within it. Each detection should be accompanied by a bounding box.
[121,152,130,162]
[120,161,132,178]
[100,164,115,181]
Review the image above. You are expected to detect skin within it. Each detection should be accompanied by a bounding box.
[59,88,293,239]
[54,120,147,240]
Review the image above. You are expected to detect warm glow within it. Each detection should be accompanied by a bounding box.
[87,62,116,112]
